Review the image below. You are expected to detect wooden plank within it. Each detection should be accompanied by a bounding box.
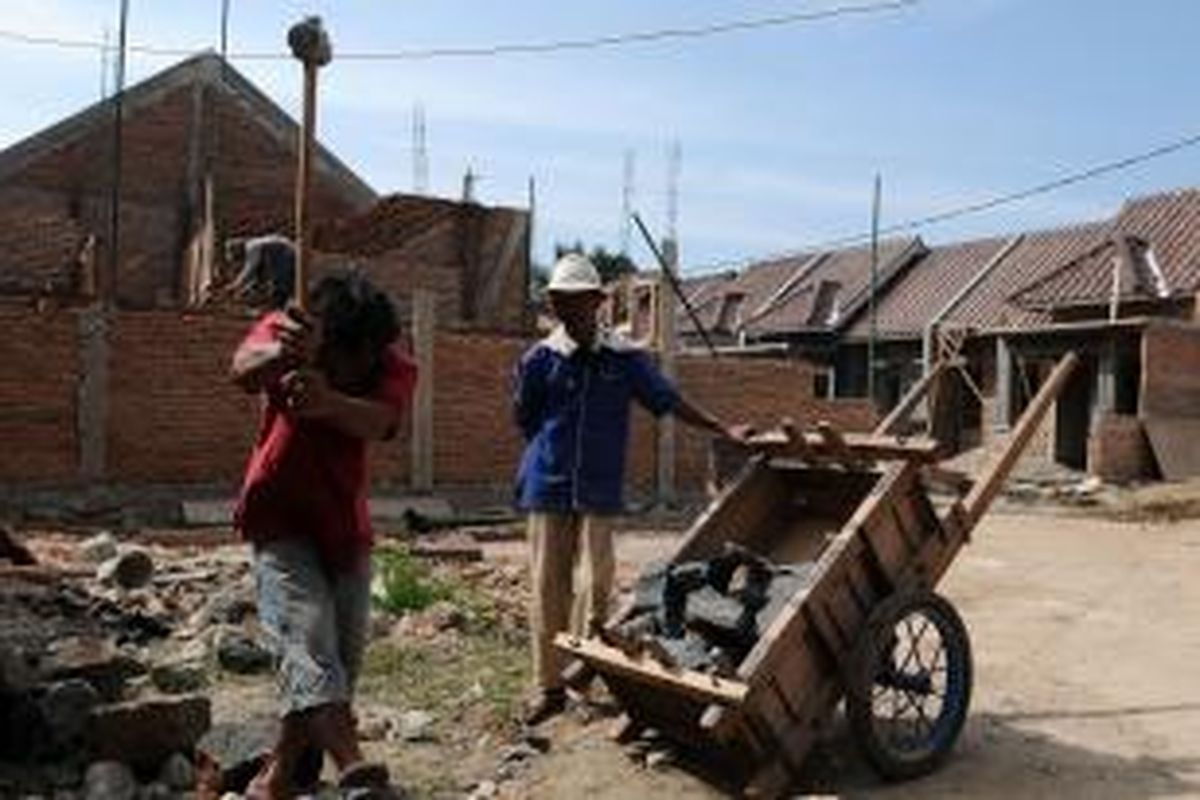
[739,461,917,680]
[874,361,948,435]
[672,458,785,563]
[410,289,436,491]
[744,760,793,800]
[861,509,911,580]
[554,634,748,706]
[743,430,943,463]
[963,351,1079,529]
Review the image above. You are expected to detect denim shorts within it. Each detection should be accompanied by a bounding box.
[253,538,372,716]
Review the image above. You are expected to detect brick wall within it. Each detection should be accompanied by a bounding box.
[431,334,527,486]
[0,310,875,498]
[106,311,260,484]
[1,83,366,310]
[1141,322,1200,419]
[0,310,79,481]
[1088,414,1153,483]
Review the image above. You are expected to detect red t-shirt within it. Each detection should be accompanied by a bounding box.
[233,311,417,571]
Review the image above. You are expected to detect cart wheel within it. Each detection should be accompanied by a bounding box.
[846,590,972,781]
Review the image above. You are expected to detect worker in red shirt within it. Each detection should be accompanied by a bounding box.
[231,270,416,799]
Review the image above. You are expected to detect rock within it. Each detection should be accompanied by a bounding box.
[83,761,136,800]
[0,525,37,565]
[202,583,257,626]
[397,709,435,742]
[150,661,208,695]
[498,742,541,764]
[158,752,195,791]
[97,549,155,590]
[39,679,100,747]
[80,532,119,564]
[467,780,497,800]
[519,731,551,754]
[0,643,36,694]
[195,718,278,795]
[87,694,211,772]
[137,783,172,800]
[52,791,80,800]
[215,629,272,675]
[40,636,146,701]
[645,749,674,771]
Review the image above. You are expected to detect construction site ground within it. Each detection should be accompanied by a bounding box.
[7,503,1200,799]
[475,509,1200,799]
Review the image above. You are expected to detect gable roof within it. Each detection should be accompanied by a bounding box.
[0,52,375,206]
[1008,235,1169,311]
[742,236,925,337]
[844,235,1012,339]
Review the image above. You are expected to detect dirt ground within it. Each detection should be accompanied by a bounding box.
[508,510,1200,799]
[186,508,1200,799]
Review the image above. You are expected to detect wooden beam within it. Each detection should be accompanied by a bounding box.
[410,290,436,492]
[743,430,942,463]
[553,634,748,706]
[874,360,948,436]
[961,351,1078,529]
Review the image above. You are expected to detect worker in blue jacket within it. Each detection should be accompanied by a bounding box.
[513,252,748,724]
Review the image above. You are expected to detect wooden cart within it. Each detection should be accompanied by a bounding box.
[555,352,1079,797]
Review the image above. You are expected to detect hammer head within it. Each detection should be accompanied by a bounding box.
[287,15,332,66]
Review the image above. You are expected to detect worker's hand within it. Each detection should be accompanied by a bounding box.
[281,368,335,418]
[273,307,320,366]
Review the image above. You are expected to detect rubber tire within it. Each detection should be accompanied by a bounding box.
[846,590,973,781]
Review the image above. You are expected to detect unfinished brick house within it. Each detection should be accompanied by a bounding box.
[671,188,1200,481]
[0,52,530,333]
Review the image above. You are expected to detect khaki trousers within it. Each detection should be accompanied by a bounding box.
[526,511,615,690]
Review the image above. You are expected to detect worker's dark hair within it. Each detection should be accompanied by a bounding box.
[310,269,399,388]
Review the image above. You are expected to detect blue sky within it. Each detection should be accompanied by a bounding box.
[1,0,1198,273]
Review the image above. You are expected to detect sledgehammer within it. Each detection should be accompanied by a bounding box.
[287,16,332,312]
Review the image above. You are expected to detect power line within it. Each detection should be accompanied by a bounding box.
[702,128,1200,272]
[0,0,918,61]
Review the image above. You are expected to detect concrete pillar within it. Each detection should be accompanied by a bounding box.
[994,336,1013,434]
[411,290,436,492]
[656,240,678,507]
[77,305,109,481]
[1093,343,1116,427]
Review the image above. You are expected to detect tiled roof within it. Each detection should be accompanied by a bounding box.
[1008,236,1167,310]
[844,236,1011,339]
[940,221,1108,329]
[1110,188,1200,292]
[742,237,920,336]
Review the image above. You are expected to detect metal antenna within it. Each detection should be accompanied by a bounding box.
[412,102,429,195]
[620,148,635,255]
[868,172,881,405]
[666,139,681,242]
[99,26,110,100]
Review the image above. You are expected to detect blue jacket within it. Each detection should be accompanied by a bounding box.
[513,328,680,513]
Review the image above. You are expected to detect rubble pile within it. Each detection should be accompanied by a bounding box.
[604,544,814,675]
[0,527,272,798]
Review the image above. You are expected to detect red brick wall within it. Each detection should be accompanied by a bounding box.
[0,310,873,495]
[675,356,877,489]
[431,333,526,486]
[0,310,79,481]
[1,84,367,310]
[106,311,260,484]
[1141,322,1200,419]
[1089,414,1153,483]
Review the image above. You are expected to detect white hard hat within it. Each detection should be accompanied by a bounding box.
[547,253,602,293]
